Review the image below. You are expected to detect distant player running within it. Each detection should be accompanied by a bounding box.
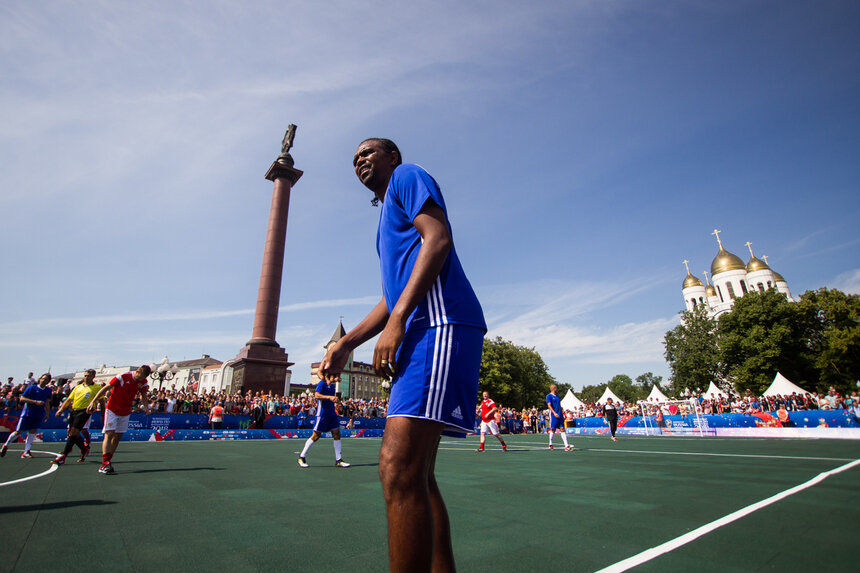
[602,397,619,442]
[87,365,151,474]
[52,369,102,465]
[1,373,52,459]
[546,384,573,451]
[297,377,350,468]
[477,391,506,452]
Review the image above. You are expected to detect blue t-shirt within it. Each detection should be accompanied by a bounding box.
[21,384,52,419]
[546,393,562,422]
[315,380,337,418]
[377,163,486,332]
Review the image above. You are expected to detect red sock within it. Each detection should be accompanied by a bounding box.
[103,452,113,464]
[479,443,484,450]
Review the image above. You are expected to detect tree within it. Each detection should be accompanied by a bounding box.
[635,372,663,396]
[578,383,603,404]
[663,305,721,394]
[718,289,817,395]
[479,337,556,410]
[797,288,860,394]
[606,374,638,402]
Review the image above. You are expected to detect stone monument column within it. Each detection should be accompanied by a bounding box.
[231,125,302,396]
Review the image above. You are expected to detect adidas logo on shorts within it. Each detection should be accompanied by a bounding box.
[451,406,463,420]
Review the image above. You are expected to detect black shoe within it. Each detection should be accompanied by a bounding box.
[0,444,6,458]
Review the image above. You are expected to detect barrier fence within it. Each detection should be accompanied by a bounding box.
[1,408,857,442]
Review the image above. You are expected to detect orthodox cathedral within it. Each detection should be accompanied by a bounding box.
[682,229,793,319]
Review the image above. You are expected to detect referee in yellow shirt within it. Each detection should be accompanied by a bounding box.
[52,369,103,465]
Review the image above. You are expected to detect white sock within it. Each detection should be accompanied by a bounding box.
[333,440,342,460]
[4,432,18,447]
[300,438,314,458]
[548,432,554,446]
[561,432,569,447]
[24,433,35,452]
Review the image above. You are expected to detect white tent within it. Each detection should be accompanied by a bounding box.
[647,384,670,402]
[597,387,623,405]
[560,389,585,410]
[763,372,808,397]
[703,381,728,398]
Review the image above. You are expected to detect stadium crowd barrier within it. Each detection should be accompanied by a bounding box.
[1,409,857,442]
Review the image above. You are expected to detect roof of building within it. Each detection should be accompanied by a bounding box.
[173,355,222,368]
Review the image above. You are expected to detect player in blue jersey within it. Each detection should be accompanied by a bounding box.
[297,377,350,468]
[1,373,53,459]
[546,384,573,451]
[318,138,486,572]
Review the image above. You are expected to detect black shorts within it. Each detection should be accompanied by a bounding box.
[68,408,92,430]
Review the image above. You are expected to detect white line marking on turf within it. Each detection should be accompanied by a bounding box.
[589,448,853,462]
[596,458,860,573]
[0,450,60,487]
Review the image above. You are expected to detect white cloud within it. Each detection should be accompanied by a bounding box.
[0,296,378,332]
[484,277,680,366]
[832,269,860,295]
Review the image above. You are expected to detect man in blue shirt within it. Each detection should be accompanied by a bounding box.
[297,378,349,468]
[318,138,486,572]
[546,384,573,451]
[2,373,53,459]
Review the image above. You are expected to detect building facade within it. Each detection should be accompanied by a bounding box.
[309,320,386,400]
[682,230,793,319]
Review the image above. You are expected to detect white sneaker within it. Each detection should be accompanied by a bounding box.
[297,457,309,468]
[335,459,351,468]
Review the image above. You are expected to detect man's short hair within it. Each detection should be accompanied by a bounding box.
[85,369,96,376]
[138,364,152,376]
[361,138,402,166]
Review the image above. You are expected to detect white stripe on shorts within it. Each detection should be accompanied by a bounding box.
[425,324,453,420]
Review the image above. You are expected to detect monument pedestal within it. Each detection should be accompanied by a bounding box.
[231,342,294,396]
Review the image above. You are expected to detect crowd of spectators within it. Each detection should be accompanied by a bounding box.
[4,372,858,431]
[475,387,860,434]
[1,373,389,423]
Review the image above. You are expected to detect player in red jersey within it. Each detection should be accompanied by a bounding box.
[87,365,152,474]
[477,391,507,452]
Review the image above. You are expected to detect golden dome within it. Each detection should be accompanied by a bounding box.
[683,273,703,289]
[706,284,717,297]
[746,255,770,272]
[772,269,786,282]
[711,247,746,276]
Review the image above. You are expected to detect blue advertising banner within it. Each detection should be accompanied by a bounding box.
[2,409,856,442]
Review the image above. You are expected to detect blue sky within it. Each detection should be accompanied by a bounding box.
[1,1,858,390]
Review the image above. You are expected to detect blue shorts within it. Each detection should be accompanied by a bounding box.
[313,412,340,434]
[15,414,43,433]
[549,417,564,431]
[388,324,484,437]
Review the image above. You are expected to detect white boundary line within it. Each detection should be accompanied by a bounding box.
[0,449,60,487]
[589,448,854,462]
[596,458,860,573]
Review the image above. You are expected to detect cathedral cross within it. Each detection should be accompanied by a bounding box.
[712,228,724,249]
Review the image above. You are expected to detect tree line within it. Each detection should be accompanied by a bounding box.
[663,287,859,397]
[478,336,664,409]
[478,288,857,410]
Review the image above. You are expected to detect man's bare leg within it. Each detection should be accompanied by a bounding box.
[379,417,453,573]
[427,438,455,572]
